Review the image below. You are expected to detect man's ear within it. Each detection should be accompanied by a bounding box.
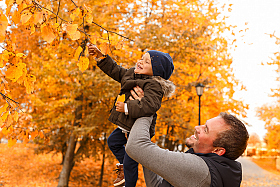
[212,147,226,156]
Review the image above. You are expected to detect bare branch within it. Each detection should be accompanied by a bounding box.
[91,21,134,42]
[33,0,68,22]
[0,92,24,113]
[56,0,61,23]
[70,0,78,8]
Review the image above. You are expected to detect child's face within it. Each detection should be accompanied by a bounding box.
[134,53,153,76]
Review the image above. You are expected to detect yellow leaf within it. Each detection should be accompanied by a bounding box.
[20,10,32,24]
[74,46,83,61]
[33,11,43,24]
[0,118,3,127]
[12,10,21,25]
[14,111,19,122]
[6,115,13,126]
[42,5,52,20]
[0,35,4,44]
[2,50,9,61]
[70,8,81,21]
[6,115,13,127]
[6,62,26,82]
[116,41,124,50]
[1,112,9,122]
[90,33,99,45]
[77,56,89,72]
[31,130,38,140]
[16,53,26,58]
[8,138,17,147]
[30,24,35,35]
[5,0,13,7]
[24,74,36,94]
[16,0,23,4]
[115,94,125,106]
[84,45,89,57]
[0,104,8,114]
[70,13,75,21]
[86,14,93,24]
[66,24,80,40]
[66,23,78,34]
[100,43,109,55]
[0,13,8,42]
[41,23,56,43]
[0,55,4,68]
[23,136,29,144]
[53,23,60,28]
[84,5,92,13]
[1,127,8,135]
[70,30,81,40]
[39,131,44,138]
[25,0,31,4]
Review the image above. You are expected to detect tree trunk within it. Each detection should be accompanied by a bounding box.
[57,134,77,187]
[98,133,106,187]
[57,95,83,187]
[61,142,67,165]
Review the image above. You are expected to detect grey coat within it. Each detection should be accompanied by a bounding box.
[97,55,175,136]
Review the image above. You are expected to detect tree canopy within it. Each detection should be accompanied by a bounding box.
[0,0,248,186]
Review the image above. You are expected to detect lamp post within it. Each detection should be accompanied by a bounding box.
[195,83,205,126]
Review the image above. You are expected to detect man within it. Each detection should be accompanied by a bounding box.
[125,87,249,187]
[185,136,195,149]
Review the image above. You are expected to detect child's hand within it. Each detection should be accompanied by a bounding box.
[87,43,104,59]
[116,101,125,113]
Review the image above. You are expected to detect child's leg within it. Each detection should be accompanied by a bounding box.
[123,131,139,187]
[107,127,127,164]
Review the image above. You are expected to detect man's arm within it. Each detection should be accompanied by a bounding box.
[142,166,163,187]
[126,116,211,187]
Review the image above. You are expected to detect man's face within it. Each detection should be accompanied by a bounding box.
[185,136,195,148]
[190,116,229,154]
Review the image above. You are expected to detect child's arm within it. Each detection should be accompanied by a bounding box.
[87,43,128,83]
[127,81,163,118]
[115,101,125,113]
[116,86,144,113]
[88,44,104,59]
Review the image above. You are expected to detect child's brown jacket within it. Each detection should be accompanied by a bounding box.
[97,55,175,136]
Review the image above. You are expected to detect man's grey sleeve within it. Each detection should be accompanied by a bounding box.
[142,166,163,187]
[126,116,211,187]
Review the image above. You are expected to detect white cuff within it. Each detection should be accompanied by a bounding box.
[124,103,128,115]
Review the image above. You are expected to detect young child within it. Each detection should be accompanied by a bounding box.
[87,43,175,187]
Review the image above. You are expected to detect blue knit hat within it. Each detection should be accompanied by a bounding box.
[147,50,174,80]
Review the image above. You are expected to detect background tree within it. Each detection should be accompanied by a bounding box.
[120,0,248,150]
[0,0,248,186]
[248,132,261,146]
[257,33,280,151]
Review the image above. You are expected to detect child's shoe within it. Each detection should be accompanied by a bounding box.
[113,163,125,186]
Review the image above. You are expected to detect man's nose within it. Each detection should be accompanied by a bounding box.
[194,126,200,133]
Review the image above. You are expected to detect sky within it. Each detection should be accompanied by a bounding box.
[220,0,280,140]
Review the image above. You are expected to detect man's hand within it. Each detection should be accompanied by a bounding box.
[129,86,144,101]
[116,101,125,113]
[87,43,104,59]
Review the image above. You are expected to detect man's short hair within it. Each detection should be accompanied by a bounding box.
[213,112,249,160]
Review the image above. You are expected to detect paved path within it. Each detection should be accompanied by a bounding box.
[237,157,280,187]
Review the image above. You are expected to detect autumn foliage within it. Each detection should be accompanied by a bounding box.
[0,0,248,186]
[257,33,280,151]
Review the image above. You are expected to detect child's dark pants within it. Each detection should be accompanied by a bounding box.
[107,127,138,187]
